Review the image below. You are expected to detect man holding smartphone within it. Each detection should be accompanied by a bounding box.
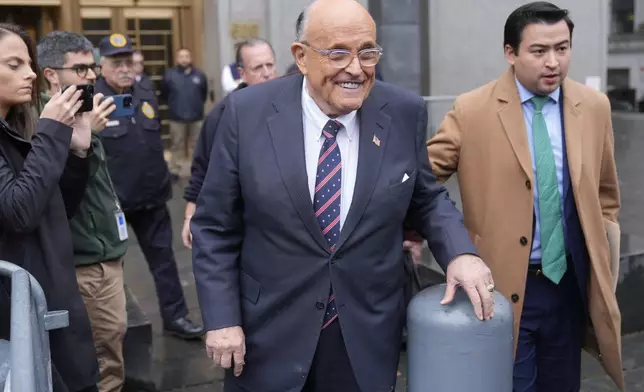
[37,31,125,392]
[94,33,204,340]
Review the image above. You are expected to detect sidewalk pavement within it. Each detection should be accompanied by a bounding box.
[122,181,644,391]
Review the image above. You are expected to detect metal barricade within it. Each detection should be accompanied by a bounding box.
[423,96,457,139]
[0,260,69,392]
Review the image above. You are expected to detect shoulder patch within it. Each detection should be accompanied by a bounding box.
[141,102,155,119]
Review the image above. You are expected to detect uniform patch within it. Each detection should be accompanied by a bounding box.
[141,102,155,119]
[109,34,127,48]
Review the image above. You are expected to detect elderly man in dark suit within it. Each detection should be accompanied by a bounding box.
[191,1,496,391]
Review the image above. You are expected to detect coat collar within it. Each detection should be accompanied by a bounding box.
[495,67,583,189]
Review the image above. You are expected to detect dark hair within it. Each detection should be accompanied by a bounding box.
[296,10,306,41]
[503,1,574,53]
[234,38,274,68]
[0,23,40,139]
[37,31,94,70]
[37,31,94,89]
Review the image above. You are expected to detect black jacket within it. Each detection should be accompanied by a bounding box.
[160,66,208,122]
[95,77,172,212]
[136,72,154,92]
[0,118,98,392]
[184,82,247,202]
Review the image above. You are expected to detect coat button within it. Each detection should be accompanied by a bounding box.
[316,301,325,310]
[331,255,341,264]
[525,180,531,190]
[520,236,528,246]
[511,294,520,303]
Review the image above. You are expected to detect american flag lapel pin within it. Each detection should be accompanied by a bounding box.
[372,134,381,147]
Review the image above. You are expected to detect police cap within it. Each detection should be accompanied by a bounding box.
[98,34,134,57]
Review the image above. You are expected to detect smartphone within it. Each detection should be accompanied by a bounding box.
[62,84,94,113]
[105,94,135,119]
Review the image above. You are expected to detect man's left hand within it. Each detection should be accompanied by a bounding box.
[440,254,495,321]
[89,93,116,132]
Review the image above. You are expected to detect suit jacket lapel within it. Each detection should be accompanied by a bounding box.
[496,68,534,185]
[267,75,329,252]
[562,79,583,192]
[334,93,391,251]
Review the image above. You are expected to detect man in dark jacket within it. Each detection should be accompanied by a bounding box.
[133,50,154,91]
[160,48,208,178]
[180,39,276,247]
[95,33,203,340]
[37,31,129,392]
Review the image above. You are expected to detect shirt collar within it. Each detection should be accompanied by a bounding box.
[302,77,358,141]
[514,75,560,105]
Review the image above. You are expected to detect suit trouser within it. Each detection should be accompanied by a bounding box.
[126,204,188,324]
[76,259,127,392]
[513,265,585,392]
[302,318,362,392]
[168,120,202,174]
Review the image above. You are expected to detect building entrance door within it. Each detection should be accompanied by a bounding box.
[0,6,46,42]
[81,6,179,143]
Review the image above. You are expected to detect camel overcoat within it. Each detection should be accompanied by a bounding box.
[426,67,624,390]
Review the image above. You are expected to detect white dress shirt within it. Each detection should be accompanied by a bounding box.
[302,77,359,230]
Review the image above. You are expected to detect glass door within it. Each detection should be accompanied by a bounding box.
[125,8,180,144]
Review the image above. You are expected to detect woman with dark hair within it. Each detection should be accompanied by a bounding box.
[0,23,99,392]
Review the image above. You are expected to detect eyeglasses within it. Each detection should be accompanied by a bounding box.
[300,42,383,69]
[50,64,102,78]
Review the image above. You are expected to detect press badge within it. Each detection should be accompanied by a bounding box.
[115,210,129,241]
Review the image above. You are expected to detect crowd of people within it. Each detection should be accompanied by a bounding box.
[0,1,624,392]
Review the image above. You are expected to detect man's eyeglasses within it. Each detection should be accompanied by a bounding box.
[300,42,383,69]
[50,64,102,78]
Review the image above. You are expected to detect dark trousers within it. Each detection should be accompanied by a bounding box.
[126,204,188,324]
[302,319,362,392]
[513,267,585,392]
[75,386,99,392]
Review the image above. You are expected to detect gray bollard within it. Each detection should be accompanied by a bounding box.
[407,283,514,392]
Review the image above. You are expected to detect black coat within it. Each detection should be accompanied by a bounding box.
[160,66,208,122]
[183,82,247,203]
[94,77,172,212]
[0,118,98,392]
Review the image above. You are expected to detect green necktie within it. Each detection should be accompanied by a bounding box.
[531,96,567,284]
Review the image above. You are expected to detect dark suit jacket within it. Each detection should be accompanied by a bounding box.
[184,82,247,203]
[557,95,589,308]
[191,74,477,392]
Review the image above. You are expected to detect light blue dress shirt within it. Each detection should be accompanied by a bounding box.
[515,77,564,262]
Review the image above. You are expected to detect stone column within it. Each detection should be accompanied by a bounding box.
[60,0,82,33]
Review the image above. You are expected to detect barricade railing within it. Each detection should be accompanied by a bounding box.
[0,260,69,392]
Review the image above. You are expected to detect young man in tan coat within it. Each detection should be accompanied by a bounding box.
[423,2,623,391]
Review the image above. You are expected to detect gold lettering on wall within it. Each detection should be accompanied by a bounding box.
[230,22,259,40]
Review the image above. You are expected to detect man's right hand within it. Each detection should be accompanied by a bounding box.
[206,326,246,377]
[182,202,196,248]
[89,93,116,132]
[182,216,193,248]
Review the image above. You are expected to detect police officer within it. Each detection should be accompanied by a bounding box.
[95,33,203,339]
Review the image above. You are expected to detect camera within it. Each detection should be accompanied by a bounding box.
[62,84,94,113]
